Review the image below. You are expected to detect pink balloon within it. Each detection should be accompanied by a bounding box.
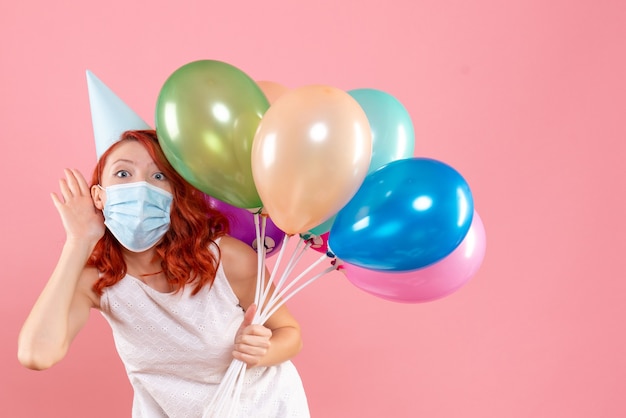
[339,211,486,303]
[206,196,286,256]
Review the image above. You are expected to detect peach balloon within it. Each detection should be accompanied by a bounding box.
[256,80,290,104]
[251,85,372,235]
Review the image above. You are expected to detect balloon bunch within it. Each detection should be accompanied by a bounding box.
[154,59,486,417]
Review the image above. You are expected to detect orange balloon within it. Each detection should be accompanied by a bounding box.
[251,85,372,235]
[256,80,290,104]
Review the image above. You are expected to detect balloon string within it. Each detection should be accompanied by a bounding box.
[206,224,336,418]
[267,250,329,307]
[207,214,270,418]
[253,212,261,307]
[225,364,246,417]
[256,235,306,323]
[260,233,290,314]
[262,250,327,320]
[204,359,245,417]
[256,239,283,320]
[261,263,337,323]
[272,236,306,291]
[253,213,268,308]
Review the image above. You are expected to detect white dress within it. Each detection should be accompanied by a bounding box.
[99,255,310,418]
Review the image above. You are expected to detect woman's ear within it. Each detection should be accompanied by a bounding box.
[91,185,104,210]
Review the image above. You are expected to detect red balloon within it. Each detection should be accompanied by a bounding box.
[303,231,330,255]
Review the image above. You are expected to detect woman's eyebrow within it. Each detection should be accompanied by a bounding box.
[109,159,159,170]
[110,158,135,166]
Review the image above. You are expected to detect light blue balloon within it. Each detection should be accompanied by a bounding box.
[348,88,415,174]
[329,158,474,271]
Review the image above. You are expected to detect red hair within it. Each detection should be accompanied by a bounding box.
[87,130,229,295]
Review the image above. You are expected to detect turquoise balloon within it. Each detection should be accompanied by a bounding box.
[307,216,336,236]
[348,88,415,174]
[329,158,474,271]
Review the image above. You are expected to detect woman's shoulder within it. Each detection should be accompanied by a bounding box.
[219,236,258,300]
[218,235,259,286]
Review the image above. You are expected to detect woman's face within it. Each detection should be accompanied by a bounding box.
[92,141,172,209]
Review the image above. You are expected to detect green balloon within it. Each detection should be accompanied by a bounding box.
[155,60,268,209]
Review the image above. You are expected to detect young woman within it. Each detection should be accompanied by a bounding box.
[18,130,310,417]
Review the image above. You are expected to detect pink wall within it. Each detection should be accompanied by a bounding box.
[2,0,625,417]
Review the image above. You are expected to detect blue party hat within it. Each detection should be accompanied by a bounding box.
[86,70,151,159]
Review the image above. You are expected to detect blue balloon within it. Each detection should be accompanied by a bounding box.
[348,89,415,174]
[328,158,473,271]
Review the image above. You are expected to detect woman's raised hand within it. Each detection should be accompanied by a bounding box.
[51,168,105,246]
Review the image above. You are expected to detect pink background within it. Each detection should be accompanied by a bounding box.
[2,0,625,417]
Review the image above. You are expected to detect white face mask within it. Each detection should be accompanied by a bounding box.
[99,182,173,252]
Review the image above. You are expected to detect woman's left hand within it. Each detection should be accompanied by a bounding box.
[232,304,272,368]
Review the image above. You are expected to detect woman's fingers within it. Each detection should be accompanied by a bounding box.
[63,168,82,197]
[232,334,272,367]
[235,326,271,353]
[238,325,272,342]
[58,169,90,201]
[50,192,63,210]
[58,177,71,202]
[70,169,91,194]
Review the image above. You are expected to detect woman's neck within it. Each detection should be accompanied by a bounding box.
[123,248,162,276]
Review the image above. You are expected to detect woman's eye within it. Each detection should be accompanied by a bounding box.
[115,170,130,178]
[154,172,166,181]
